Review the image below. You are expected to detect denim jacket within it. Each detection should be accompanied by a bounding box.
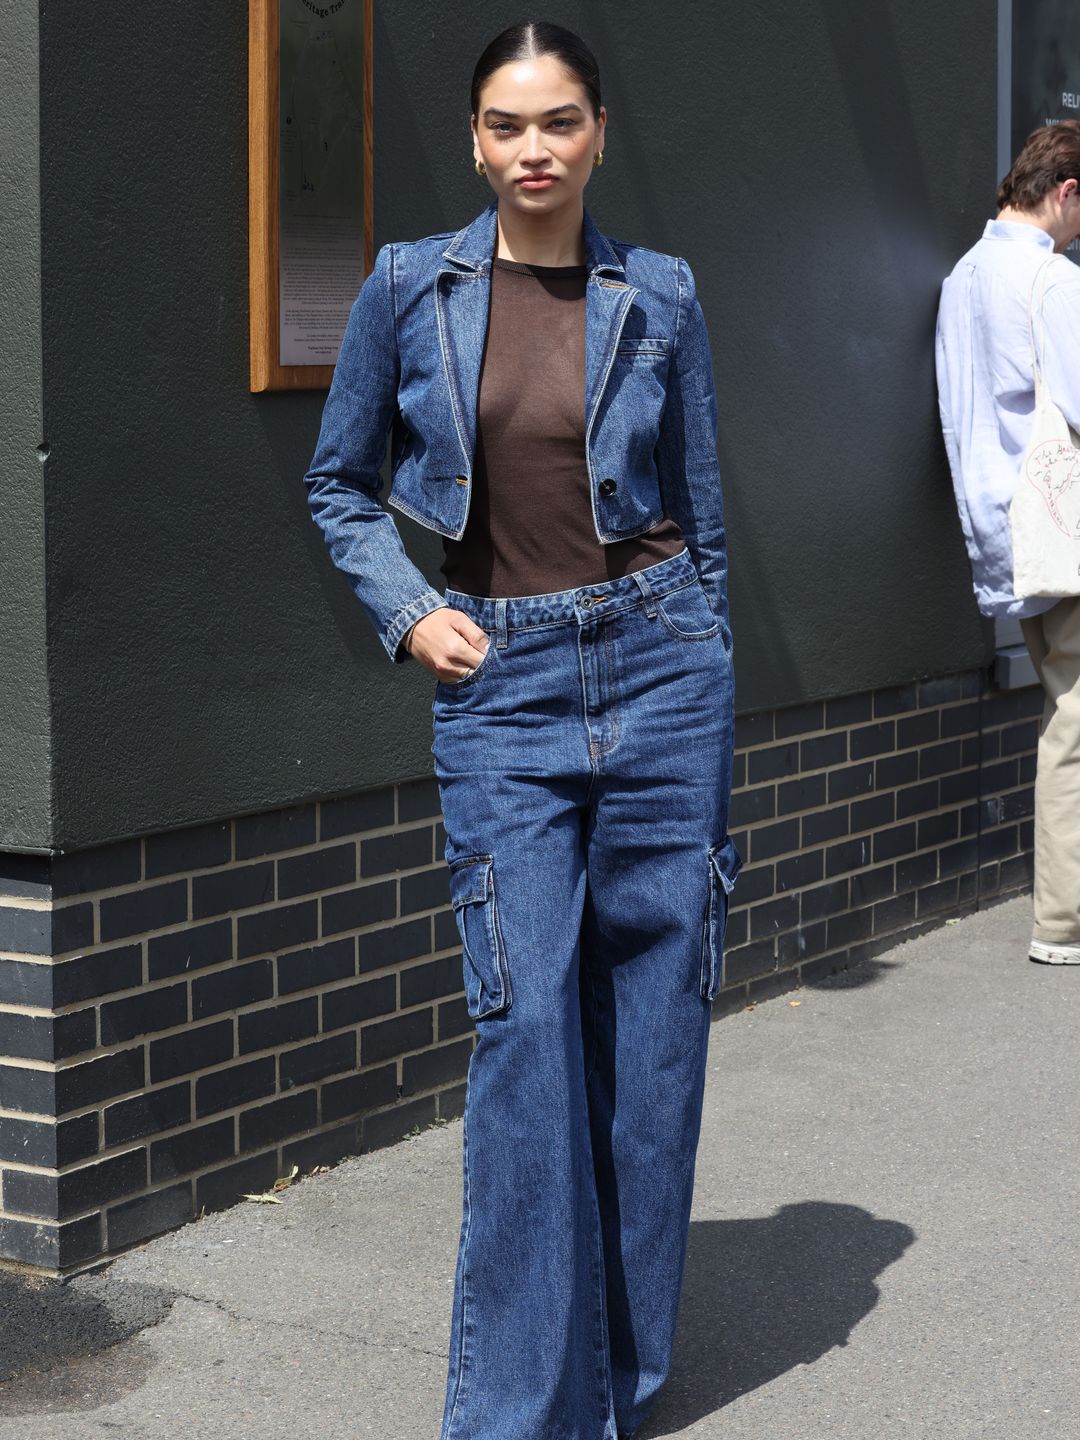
[304,201,729,661]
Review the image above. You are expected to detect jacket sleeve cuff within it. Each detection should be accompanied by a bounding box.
[384,589,449,663]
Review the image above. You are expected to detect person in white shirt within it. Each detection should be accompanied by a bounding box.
[936,121,1080,965]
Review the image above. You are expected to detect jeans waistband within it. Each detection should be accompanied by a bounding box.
[444,548,699,633]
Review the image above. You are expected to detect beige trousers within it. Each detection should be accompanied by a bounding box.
[1020,596,1080,943]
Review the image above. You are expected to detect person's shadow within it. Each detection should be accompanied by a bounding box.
[640,1201,915,1435]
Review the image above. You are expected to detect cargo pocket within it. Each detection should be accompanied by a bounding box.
[700,836,742,1002]
[449,855,512,1020]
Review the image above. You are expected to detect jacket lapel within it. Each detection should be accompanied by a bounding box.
[436,203,639,471]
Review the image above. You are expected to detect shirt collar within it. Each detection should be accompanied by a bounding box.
[982,218,1055,250]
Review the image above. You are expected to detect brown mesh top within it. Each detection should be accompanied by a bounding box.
[440,257,684,599]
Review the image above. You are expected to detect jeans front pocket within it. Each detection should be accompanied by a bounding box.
[656,579,721,640]
[449,855,512,1020]
[701,836,742,1001]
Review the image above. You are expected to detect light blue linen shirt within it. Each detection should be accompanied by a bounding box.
[935,219,1080,619]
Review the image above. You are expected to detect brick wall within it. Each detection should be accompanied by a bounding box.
[0,671,1041,1272]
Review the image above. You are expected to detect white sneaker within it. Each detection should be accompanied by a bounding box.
[1029,939,1080,965]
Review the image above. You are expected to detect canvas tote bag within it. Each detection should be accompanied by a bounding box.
[1010,256,1080,599]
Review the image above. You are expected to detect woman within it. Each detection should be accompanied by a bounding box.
[304,21,739,1440]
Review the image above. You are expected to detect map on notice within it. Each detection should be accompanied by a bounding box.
[279,0,365,365]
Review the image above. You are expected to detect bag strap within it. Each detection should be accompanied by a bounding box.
[1027,256,1056,398]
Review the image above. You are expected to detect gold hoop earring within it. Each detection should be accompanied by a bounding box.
[593,151,604,167]
[475,159,486,176]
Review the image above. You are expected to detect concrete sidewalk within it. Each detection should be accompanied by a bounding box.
[1,895,1076,1440]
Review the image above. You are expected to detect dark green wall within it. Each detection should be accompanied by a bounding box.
[23,1,993,850]
[0,2,50,851]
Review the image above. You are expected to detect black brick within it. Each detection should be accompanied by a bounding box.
[723,940,776,985]
[358,917,432,973]
[1001,788,1035,823]
[0,1010,94,1063]
[238,1091,317,1152]
[322,975,397,1031]
[280,1032,356,1089]
[322,881,397,937]
[0,852,52,901]
[196,1151,279,1214]
[748,970,799,1004]
[730,753,746,789]
[276,937,356,995]
[106,1184,193,1251]
[982,691,1019,726]
[148,919,233,981]
[100,983,187,1044]
[918,740,964,779]
[0,1114,96,1168]
[775,851,824,892]
[320,788,396,841]
[979,728,1002,761]
[851,793,895,832]
[195,1057,277,1117]
[56,1049,145,1113]
[732,864,775,905]
[828,763,876,803]
[940,701,981,738]
[321,1061,399,1123]
[1000,851,1035,891]
[401,1039,473,1096]
[918,675,974,707]
[873,892,917,934]
[434,908,459,951]
[151,1118,235,1182]
[800,732,848,771]
[980,825,1020,862]
[0,1214,102,1271]
[776,775,827,815]
[238,997,319,1055]
[0,1062,56,1114]
[400,954,464,1008]
[876,751,920,788]
[1018,752,1037,785]
[282,1122,360,1174]
[52,842,142,899]
[802,807,849,846]
[401,867,452,916]
[1001,719,1039,755]
[6,1149,146,1220]
[896,781,940,819]
[0,907,55,958]
[729,785,776,827]
[192,959,273,1019]
[361,1096,436,1152]
[1016,685,1045,718]
[850,722,896,759]
[747,743,799,784]
[237,900,318,960]
[192,861,274,920]
[277,844,356,901]
[361,1008,433,1066]
[917,812,960,849]
[896,852,939,892]
[749,896,799,940]
[724,909,749,949]
[398,778,442,822]
[52,944,143,1006]
[0,958,52,1007]
[940,769,980,804]
[851,865,895,907]
[145,822,231,879]
[438,996,474,1041]
[801,879,850,922]
[235,804,317,860]
[872,823,917,864]
[826,908,873,950]
[826,693,873,727]
[750,820,799,863]
[897,711,940,749]
[105,1082,192,1146]
[873,684,918,717]
[360,828,434,878]
[825,837,871,876]
[151,1019,233,1083]
[774,702,824,738]
[734,712,774,748]
[100,883,187,945]
[917,877,961,916]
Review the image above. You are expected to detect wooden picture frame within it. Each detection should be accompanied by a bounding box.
[248,0,373,392]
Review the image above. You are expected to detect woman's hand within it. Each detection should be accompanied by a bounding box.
[404,609,490,682]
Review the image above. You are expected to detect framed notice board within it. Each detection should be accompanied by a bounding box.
[249,0,373,392]
[1009,0,1080,263]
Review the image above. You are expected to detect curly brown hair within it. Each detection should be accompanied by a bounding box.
[998,120,1080,212]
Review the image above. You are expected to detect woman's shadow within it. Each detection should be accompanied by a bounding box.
[640,1201,915,1435]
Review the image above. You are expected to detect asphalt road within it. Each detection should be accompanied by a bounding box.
[0,895,1075,1440]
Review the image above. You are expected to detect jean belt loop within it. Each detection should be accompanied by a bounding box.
[495,599,509,650]
[632,569,658,618]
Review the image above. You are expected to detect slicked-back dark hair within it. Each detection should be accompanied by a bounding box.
[998,120,1080,212]
[470,20,601,120]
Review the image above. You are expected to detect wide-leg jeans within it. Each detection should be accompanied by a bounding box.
[432,549,739,1440]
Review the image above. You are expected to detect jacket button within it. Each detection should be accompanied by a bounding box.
[598,478,617,497]
[454,474,469,486]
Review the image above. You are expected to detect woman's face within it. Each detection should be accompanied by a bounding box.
[472,54,606,217]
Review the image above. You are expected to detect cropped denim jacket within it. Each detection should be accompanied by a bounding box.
[304,201,729,661]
